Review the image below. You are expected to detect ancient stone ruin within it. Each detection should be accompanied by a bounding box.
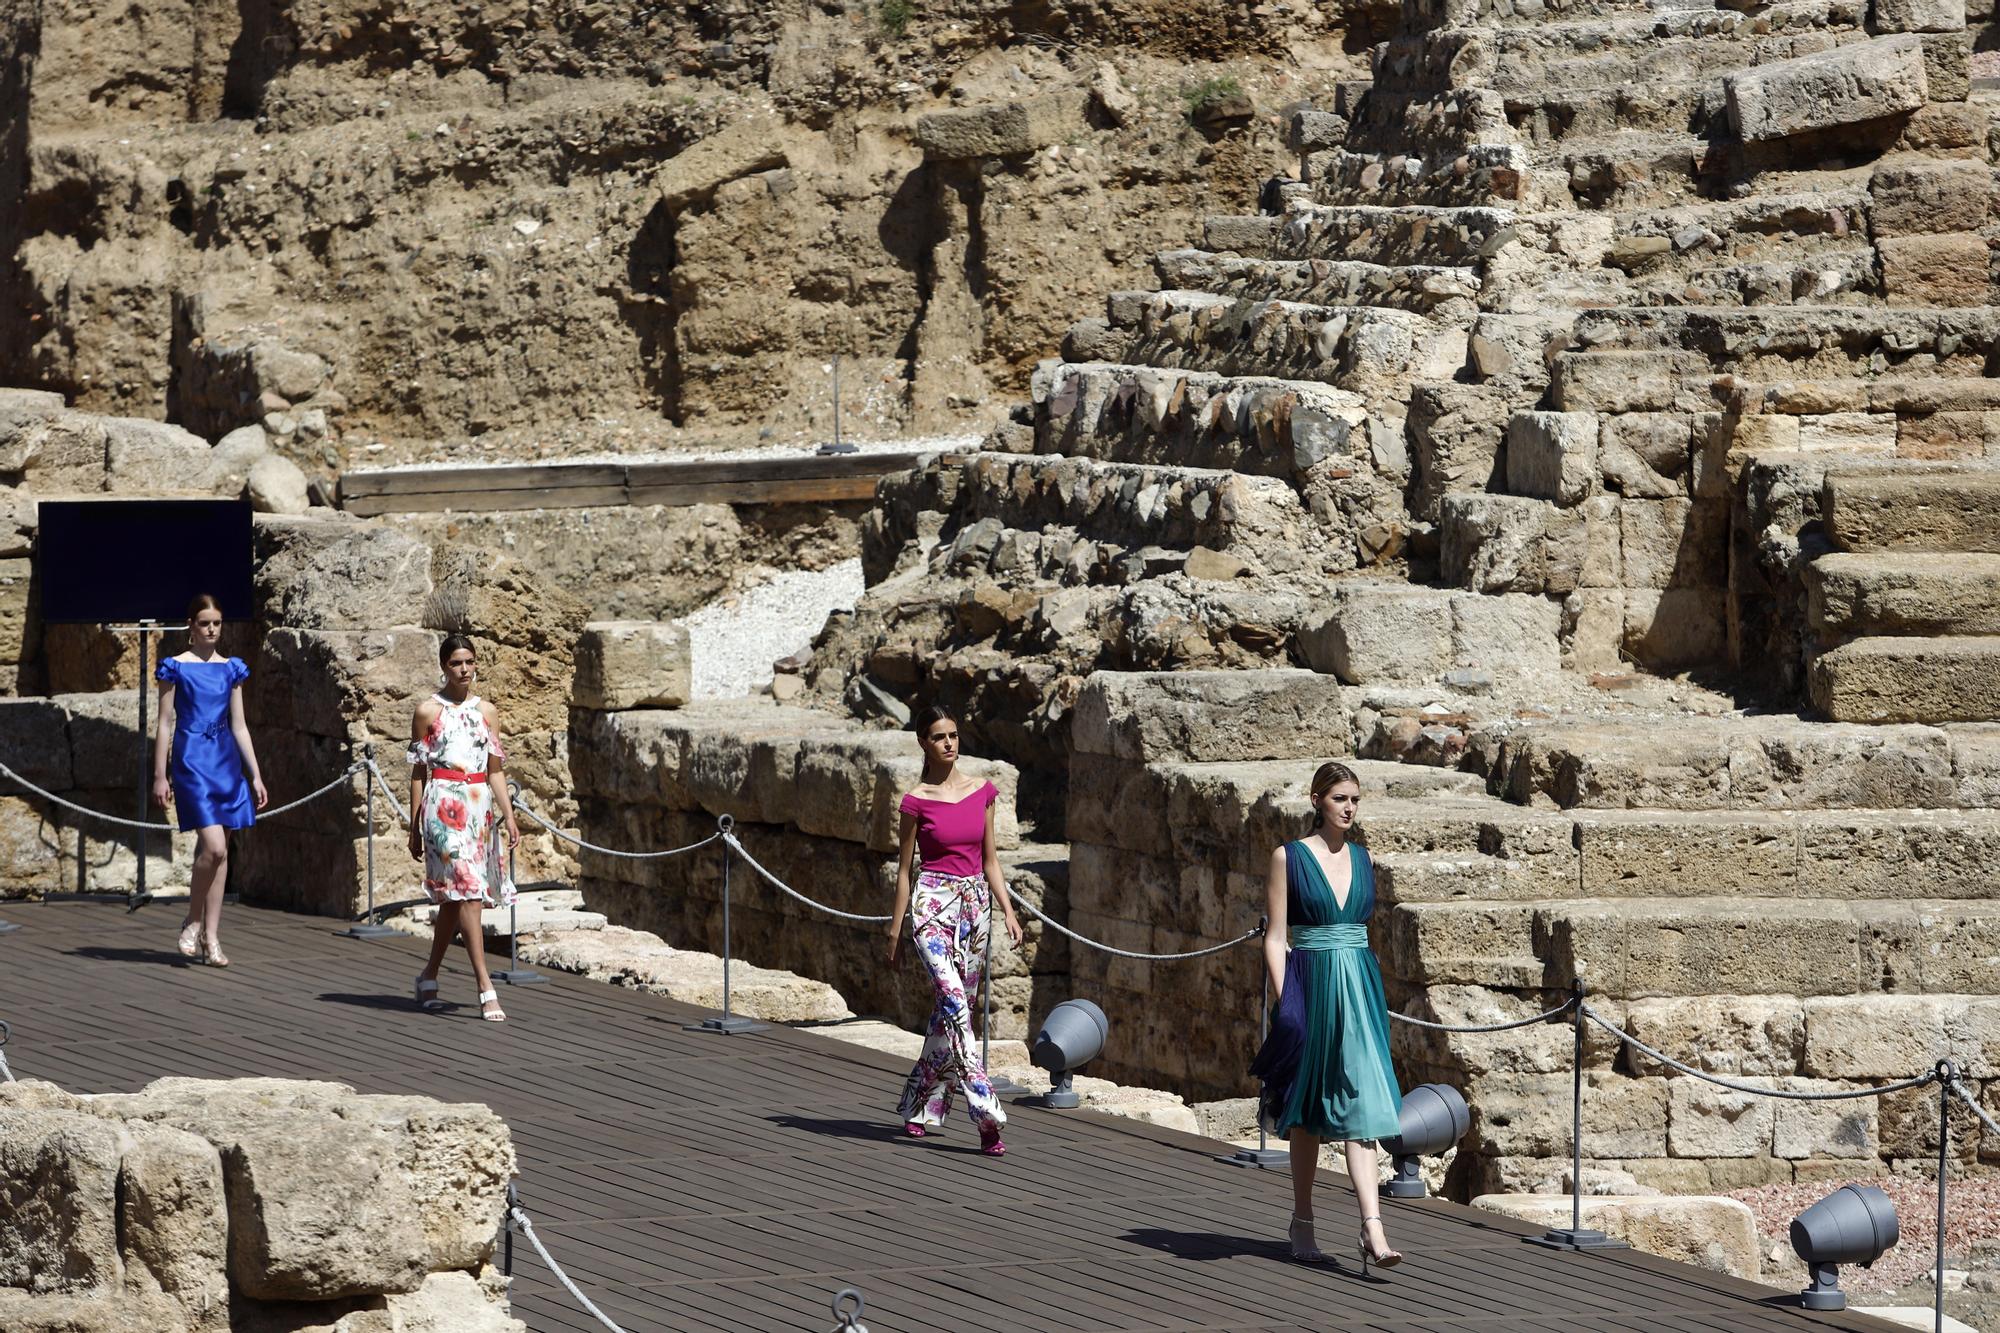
[0,1076,520,1331]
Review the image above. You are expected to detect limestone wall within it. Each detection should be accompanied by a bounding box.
[0,1075,520,1332]
[569,700,1067,1039]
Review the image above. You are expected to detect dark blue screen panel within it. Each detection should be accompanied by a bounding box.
[36,500,254,624]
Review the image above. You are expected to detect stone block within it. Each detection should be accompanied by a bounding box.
[1599,414,1692,499]
[101,418,217,496]
[1807,552,2000,637]
[332,1097,513,1273]
[794,732,1018,854]
[570,622,691,712]
[1562,587,1625,671]
[1869,158,1990,236]
[1449,591,1561,674]
[1896,410,1997,460]
[1067,754,1173,856]
[658,113,788,210]
[0,697,73,789]
[1552,351,1705,413]
[1506,411,1598,506]
[1668,1081,1774,1157]
[55,691,142,790]
[0,795,74,895]
[252,516,431,632]
[1071,670,1349,763]
[1298,583,1451,683]
[1543,899,1861,998]
[1575,810,1796,899]
[251,629,442,742]
[4,412,107,492]
[1811,635,2000,724]
[916,95,1085,160]
[0,488,35,558]
[1877,233,1990,308]
[1921,30,1972,101]
[246,455,309,515]
[1799,412,1898,455]
[1874,0,1967,30]
[1726,35,1928,142]
[1772,1080,1880,1158]
[1949,724,2000,806]
[1798,810,2000,900]
[1469,1074,1668,1158]
[384,1269,527,1332]
[0,556,37,662]
[1623,588,1726,670]
[1468,1195,1760,1278]
[0,1107,124,1295]
[1442,493,1617,596]
[119,1123,229,1319]
[1620,498,1727,591]
[1622,995,1805,1077]
[1803,995,2000,1079]
[1824,465,2000,552]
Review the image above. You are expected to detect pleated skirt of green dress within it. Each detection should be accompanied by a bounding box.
[1269,944,1403,1143]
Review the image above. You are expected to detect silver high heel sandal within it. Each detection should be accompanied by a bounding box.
[1357,1215,1402,1273]
[176,922,202,958]
[1288,1215,1327,1263]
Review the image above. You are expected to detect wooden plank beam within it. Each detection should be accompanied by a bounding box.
[340,484,630,516]
[337,462,627,500]
[622,450,929,487]
[624,475,884,508]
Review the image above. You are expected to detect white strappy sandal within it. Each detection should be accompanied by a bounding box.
[478,988,507,1023]
[413,976,444,1011]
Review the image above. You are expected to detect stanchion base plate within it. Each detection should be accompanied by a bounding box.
[125,892,152,913]
[1525,1228,1629,1251]
[492,969,549,986]
[990,1075,1030,1096]
[335,923,403,940]
[684,1015,768,1035]
[0,920,20,935]
[1217,1147,1289,1169]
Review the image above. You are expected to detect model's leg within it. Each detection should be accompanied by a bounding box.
[421,902,455,980]
[1346,1140,1400,1265]
[457,901,498,1011]
[949,891,1004,1132]
[1288,1129,1319,1219]
[190,826,228,962]
[897,895,957,1126]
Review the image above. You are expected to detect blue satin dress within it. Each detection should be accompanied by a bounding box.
[156,657,256,833]
[1250,839,1403,1142]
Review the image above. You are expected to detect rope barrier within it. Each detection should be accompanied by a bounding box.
[517,796,722,860]
[0,1018,12,1083]
[722,832,894,923]
[1391,994,1577,1033]
[1582,1005,1942,1101]
[509,1205,629,1333]
[0,758,362,831]
[1947,1073,2000,1137]
[828,1288,869,1333]
[1011,892,1265,961]
[365,760,411,827]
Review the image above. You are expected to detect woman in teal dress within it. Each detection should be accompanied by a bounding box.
[1250,760,1404,1271]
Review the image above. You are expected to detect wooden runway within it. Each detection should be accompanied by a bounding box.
[0,900,1907,1332]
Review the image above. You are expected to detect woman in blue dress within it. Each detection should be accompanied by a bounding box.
[1250,761,1404,1272]
[150,593,267,967]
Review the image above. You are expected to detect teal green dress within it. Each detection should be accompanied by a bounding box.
[1250,839,1403,1142]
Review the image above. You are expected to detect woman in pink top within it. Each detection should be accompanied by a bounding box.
[888,705,1025,1155]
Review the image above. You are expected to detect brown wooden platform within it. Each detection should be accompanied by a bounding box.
[0,900,1908,1333]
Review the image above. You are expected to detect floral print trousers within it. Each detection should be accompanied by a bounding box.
[897,872,1006,1129]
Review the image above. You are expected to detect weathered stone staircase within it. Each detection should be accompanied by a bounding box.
[647,0,2000,1186]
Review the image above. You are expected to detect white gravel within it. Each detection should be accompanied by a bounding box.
[344,434,982,476]
[680,558,865,699]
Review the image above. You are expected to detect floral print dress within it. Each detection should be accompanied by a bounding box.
[406,693,514,907]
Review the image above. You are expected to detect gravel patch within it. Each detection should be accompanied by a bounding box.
[681,557,864,699]
[1725,1175,2000,1293]
[345,434,980,475]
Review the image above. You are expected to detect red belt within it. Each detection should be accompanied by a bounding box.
[429,768,487,783]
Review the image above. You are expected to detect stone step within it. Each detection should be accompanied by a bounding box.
[1205,204,1521,268]
[1822,461,2000,554]
[1535,896,2000,999]
[1306,144,1532,209]
[1478,713,1975,810]
[942,453,1318,576]
[1403,0,1729,32]
[1724,377,2000,418]
[1505,86,1721,146]
[1064,290,1467,394]
[1031,360,1369,479]
[1806,552,2000,639]
[1151,248,1481,316]
[1565,308,2000,378]
[1810,635,2000,725]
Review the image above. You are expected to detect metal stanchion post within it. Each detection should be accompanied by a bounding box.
[1528,979,1626,1251]
[1937,1061,1952,1333]
[1221,916,1287,1169]
[339,744,398,940]
[130,621,154,911]
[492,804,546,986]
[688,825,764,1034]
[504,1180,517,1278]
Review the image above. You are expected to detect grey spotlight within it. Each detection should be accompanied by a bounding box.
[1790,1184,1899,1311]
[1030,999,1107,1109]
[1381,1083,1471,1199]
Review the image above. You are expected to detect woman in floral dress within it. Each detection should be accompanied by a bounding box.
[406,634,519,1021]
